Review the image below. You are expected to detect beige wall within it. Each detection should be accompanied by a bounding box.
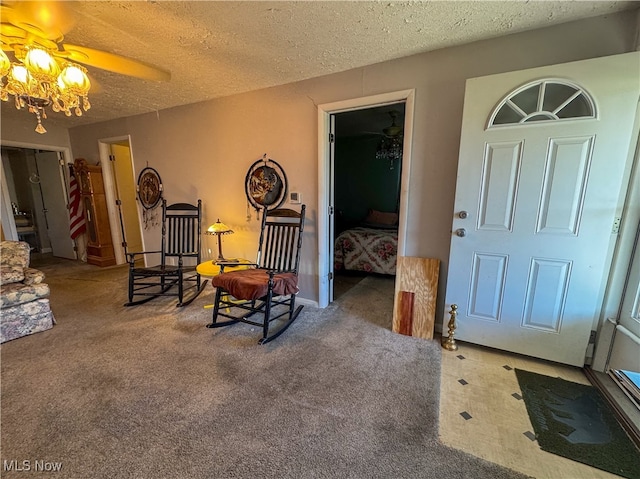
[3,11,638,312]
[1,115,72,152]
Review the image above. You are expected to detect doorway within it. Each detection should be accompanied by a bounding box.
[332,104,405,301]
[99,137,143,265]
[318,89,415,308]
[1,145,76,261]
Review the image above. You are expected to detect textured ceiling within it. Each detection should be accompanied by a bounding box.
[1,1,637,131]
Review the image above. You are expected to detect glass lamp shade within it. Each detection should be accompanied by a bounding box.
[7,64,32,96]
[206,219,234,260]
[23,47,60,82]
[58,63,91,95]
[0,50,10,77]
[10,64,29,84]
[207,219,233,235]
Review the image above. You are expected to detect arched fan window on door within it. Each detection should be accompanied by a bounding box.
[488,79,596,128]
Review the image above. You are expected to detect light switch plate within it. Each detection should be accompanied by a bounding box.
[290,192,302,204]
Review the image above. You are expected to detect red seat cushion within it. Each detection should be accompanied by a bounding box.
[211,269,298,300]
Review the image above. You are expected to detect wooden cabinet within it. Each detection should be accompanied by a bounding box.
[74,158,116,267]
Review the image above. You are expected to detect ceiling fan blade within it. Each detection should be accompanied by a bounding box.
[362,131,386,136]
[0,22,27,46]
[1,1,74,42]
[87,72,103,94]
[61,44,171,82]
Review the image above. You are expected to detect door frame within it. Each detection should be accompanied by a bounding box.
[0,140,73,250]
[592,117,640,371]
[317,89,415,308]
[98,135,142,265]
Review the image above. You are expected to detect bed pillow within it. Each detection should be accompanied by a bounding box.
[362,209,398,229]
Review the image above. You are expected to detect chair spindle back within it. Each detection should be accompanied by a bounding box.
[256,205,306,273]
[161,200,203,263]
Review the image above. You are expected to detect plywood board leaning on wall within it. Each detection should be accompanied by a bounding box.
[392,256,439,340]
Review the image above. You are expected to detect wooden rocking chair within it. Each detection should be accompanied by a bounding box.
[207,205,306,344]
[125,200,207,307]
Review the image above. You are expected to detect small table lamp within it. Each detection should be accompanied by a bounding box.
[206,219,234,260]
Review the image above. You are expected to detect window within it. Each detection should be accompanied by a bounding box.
[489,80,595,128]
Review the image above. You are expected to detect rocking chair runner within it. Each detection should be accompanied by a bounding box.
[125,199,207,307]
[207,205,306,344]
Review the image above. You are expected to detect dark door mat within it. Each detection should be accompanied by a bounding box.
[515,368,640,479]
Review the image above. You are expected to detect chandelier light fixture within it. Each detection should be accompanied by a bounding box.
[0,45,91,134]
[375,135,403,170]
[375,110,403,170]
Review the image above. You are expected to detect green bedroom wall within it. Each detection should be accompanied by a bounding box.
[334,135,402,229]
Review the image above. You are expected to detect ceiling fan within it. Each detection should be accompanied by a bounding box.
[362,110,404,138]
[0,1,170,132]
[380,110,403,138]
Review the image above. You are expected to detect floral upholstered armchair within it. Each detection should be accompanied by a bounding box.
[0,241,55,343]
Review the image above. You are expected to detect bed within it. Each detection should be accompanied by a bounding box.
[334,226,398,275]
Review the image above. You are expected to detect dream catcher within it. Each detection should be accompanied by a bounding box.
[136,166,163,229]
[245,154,288,220]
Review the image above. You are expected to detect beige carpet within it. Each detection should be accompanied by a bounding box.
[1,260,530,478]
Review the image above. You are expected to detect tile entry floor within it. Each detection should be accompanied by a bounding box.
[438,340,626,479]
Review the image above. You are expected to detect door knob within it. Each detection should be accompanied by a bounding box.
[455,228,466,237]
[458,211,468,219]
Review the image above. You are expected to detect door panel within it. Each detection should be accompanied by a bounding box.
[478,141,522,232]
[468,252,507,321]
[536,136,592,235]
[522,258,571,333]
[446,52,640,366]
[35,152,76,259]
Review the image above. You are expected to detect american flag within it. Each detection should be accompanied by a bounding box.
[69,167,86,240]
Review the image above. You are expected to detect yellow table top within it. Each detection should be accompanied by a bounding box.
[196,258,252,277]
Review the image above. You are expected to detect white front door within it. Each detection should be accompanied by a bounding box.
[445,52,640,367]
[35,152,76,260]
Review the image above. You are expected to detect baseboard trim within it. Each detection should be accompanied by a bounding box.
[296,296,319,308]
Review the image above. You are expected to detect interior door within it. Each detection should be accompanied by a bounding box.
[329,114,336,302]
[446,52,640,367]
[35,152,76,259]
[110,142,143,256]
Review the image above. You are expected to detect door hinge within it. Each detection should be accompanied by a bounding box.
[329,133,335,143]
[109,154,116,162]
[115,199,122,206]
[329,206,334,215]
[328,272,334,280]
[612,217,621,234]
